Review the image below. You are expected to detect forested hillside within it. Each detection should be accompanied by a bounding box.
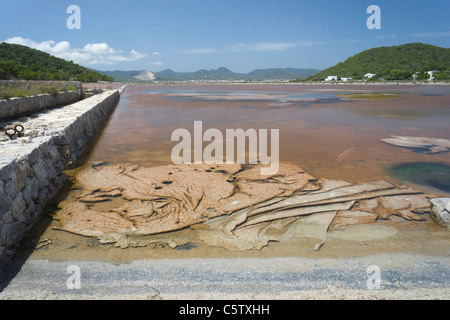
[0,42,114,82]
[308,43,450,81]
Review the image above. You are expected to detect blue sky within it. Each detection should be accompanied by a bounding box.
[0,0,448,72]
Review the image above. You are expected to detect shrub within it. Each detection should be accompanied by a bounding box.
[0,87,29,99]
[0,84,63,99]
[42,85,59,97]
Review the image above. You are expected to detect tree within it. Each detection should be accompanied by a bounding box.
[310,43,449,81]
[385,69,412,80]
[0,42,115,82]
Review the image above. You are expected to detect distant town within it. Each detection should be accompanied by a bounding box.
[324,71,438,83]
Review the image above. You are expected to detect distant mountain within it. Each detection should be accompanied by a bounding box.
[101,67,320,82]
[156,69,177,77]
[156,67,244,81]
[247,68,319,80]
[0,42,114,82]
[99,70,153,82]
[308,43,450,81]
[155,67,319,81]
[215,67,237,76]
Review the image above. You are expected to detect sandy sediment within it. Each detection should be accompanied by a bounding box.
[54,162,434,252]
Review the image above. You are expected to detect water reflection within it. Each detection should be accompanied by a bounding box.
[389,162,450,193]
[86,84,450,195]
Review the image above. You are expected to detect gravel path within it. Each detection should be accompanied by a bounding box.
[1,253,449,300]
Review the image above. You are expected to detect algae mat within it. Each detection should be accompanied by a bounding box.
[52,161,437,252]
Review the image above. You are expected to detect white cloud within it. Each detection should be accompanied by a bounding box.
[3,36,148,65]
[377,33,397,39]
[177,47,219,54]
[130,49,148,60]
[152,51,160,55]
[52,41,71,53]
[412,31,450,38]
[178,40,323,54]
[151,61,164,66]
[83,42,119,55]
[226,41,321,52]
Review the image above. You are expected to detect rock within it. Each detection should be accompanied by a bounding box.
[133,70,156,81]
[176,242,198,251]
[36,238,52,249]
[330,210,378,230]
[279,212,337,242]
[197,211,338,251]
[313,243,324,251]
[14,161,29,191]
[430,198,450,229]
[32,160,50,189]
[11,195,27,220]
[381,136,450,154]
[56,163,318,237]
[377,195,429,221]
[0,192,12,216]
[238,201,353,229]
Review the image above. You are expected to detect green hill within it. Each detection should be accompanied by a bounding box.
[99,70,150,82]
[308,43,450,81]
[0,42,114,82]
[246,68,319,80]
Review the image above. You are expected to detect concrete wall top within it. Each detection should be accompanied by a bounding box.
[0,89,121,170]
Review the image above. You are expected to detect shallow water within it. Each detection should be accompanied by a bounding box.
[389,162,450,193]
[86,83,450,196]
[18,83,449,263]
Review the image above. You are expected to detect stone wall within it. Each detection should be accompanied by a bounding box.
[0,80,82,92]
[0,91,81,122]
[0,87,124,265]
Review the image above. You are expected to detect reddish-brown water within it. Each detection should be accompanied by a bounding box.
[17,83,449,264]
[85,83,450,196]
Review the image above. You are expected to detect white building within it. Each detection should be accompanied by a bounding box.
[341,77,353,82]
[325,76,338,81]
[427,71,436,81]
[364,73,377,79]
